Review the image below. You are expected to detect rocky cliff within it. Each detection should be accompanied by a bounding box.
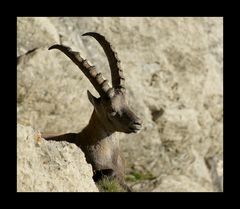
[17,17,223,192]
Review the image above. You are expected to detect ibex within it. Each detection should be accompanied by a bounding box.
[43,32,142,192]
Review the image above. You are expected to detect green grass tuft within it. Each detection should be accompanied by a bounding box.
[96,177,125,192]
[125,170,156,182]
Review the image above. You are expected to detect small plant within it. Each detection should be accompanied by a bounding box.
[126,170,156,182]
[96,177,126,192]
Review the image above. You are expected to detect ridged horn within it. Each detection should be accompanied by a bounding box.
[49,44,112,97]
[82,32,125,92]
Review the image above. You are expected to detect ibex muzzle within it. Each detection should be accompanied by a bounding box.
[46,32,142,191]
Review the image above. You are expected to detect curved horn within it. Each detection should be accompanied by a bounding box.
[82,32,125,92]
[49,44,113,97]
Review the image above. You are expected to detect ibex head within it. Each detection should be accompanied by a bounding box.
[87,88,142,134]
[49,32,142,134]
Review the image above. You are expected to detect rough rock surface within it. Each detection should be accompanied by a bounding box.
[17,17,59,57]
[17,17,223,192]
[17,124,99,192]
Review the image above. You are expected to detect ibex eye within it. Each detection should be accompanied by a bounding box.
[109,111,117,117]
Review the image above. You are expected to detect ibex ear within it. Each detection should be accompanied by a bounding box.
[87,90,99,106]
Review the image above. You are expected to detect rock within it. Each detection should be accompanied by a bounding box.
[17,17,59,56]
[17,47,93,133]
[17,124,99,192]
[152,175,209,192]
[17,17,223,192]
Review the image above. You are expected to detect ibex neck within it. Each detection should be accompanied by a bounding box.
[77,110,114,145]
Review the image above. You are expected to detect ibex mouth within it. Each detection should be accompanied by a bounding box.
[129,122,142,133]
